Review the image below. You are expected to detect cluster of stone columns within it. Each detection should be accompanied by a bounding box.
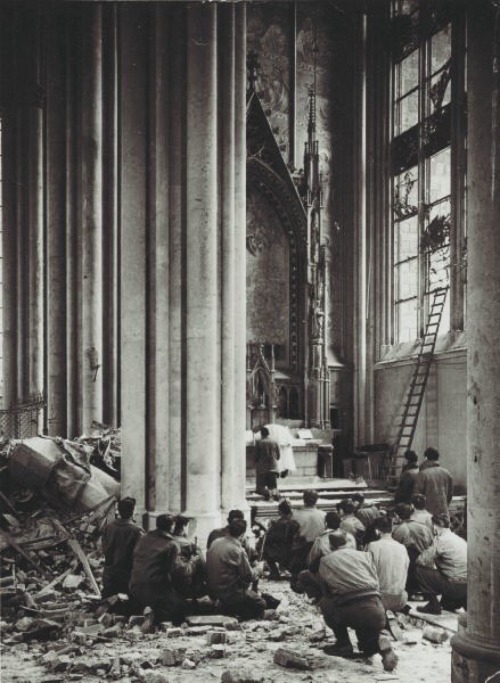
[450,3,500,681]
[1,1,248,540]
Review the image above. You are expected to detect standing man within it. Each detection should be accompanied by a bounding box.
[101,497,144,599]
[318,532,398,672]
[415,447,453,521]
[394,450,420,504]
[254,426,280,501]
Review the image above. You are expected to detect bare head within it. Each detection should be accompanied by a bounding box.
[303,490,319,507]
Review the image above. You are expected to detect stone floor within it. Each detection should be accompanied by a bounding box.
[1,579,456,683]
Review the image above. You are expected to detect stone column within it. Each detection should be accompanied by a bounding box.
[80,5,103,431]
[220,4,237,514]
[184,4,221,538]
[450,4,500,681]
[233,3,249,515]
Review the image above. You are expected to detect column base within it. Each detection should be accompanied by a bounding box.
[451,617,500,683]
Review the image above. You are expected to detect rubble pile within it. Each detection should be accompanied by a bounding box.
[74,421,122,481]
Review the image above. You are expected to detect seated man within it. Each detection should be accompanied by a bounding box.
[101,496,145,599]
[366,516,409,612]
[415,513,467,614]
[392,502,434,595]
[338,499,366,548]
[298,511,355,600]
[206,518,267,619]
[129,514,186,627]
[318,532,398,672]
[262,499,300,579]
[289,490,326,589]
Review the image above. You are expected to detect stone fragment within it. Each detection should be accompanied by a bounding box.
[15,617,35,632]
[102,624,123,638]
[209,645,225,659]
[186,615,235,627]
[142,673,171,683]
[62,575,85,591]
[221,669,267,683]
[98,612,116,628]
[165,627,183,638]
[181,658,196,669]
[127,614,145,627]
[187,625,211,636]
[161,647,186,666]
[206,630,227,645]
[422,626,449,644]
[308,627,326,642]
[273,648,311,670]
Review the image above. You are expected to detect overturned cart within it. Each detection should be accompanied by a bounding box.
[6,436,120,514]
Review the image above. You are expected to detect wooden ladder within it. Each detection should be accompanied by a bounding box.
[386,287,448,486]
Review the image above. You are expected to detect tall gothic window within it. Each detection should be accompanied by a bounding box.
[391,1,466,343]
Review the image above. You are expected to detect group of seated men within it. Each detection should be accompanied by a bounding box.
[100,487,466,671]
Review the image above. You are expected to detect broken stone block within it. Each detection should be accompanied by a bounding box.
[187,625,211,636]
[181,658,196,669]
[161,647,186,666]
[268,629,287,642]
[165,627,183,638]
[221,669,267,683]
[206,630,227,645]
[98,612,116,628]
[128,615,145,628]
[422,626,449,644]
[50,655,73,672]
[273,648,311,670]
[62,575,85,591]
[15,617,35,632]
[41,650,59,665]
[209,645,225,659]
[186,615,235,627]
[102,624,123,638]
[308,627,326,642]
[142,673,171,683]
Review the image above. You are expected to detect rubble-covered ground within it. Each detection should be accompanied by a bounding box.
[1,573,454,683]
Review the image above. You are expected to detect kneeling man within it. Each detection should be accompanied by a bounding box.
[318,531,398,672]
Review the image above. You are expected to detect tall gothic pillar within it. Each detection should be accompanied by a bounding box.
[450,4,500,681]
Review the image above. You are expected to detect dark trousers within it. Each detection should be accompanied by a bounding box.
[289,540,314,587]
[320,594,387,656]
[415,566,467,608]
[219,589,267,620]
[256,471,278,499]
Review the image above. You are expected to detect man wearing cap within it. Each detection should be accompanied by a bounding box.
[129,514,186,626]
[101,497,145,598]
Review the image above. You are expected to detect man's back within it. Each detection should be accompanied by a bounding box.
[393,519,434,553]
[206,535,254,598]
[415,462,453,517]
[129,530,179,599]
[319,548,379,598]
[294,506,326,543]
[255,437,280,472]
[102,518,144,569]
[367,537,409,596]
[435,529,467,581]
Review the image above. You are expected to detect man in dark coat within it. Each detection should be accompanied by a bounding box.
[394,450,420,503]
[263,499,300,579]
[254,426,280,501]
[206,518,267,619]
[101,497,144,598]
[415,447,453,522]
[129,514,186,626]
